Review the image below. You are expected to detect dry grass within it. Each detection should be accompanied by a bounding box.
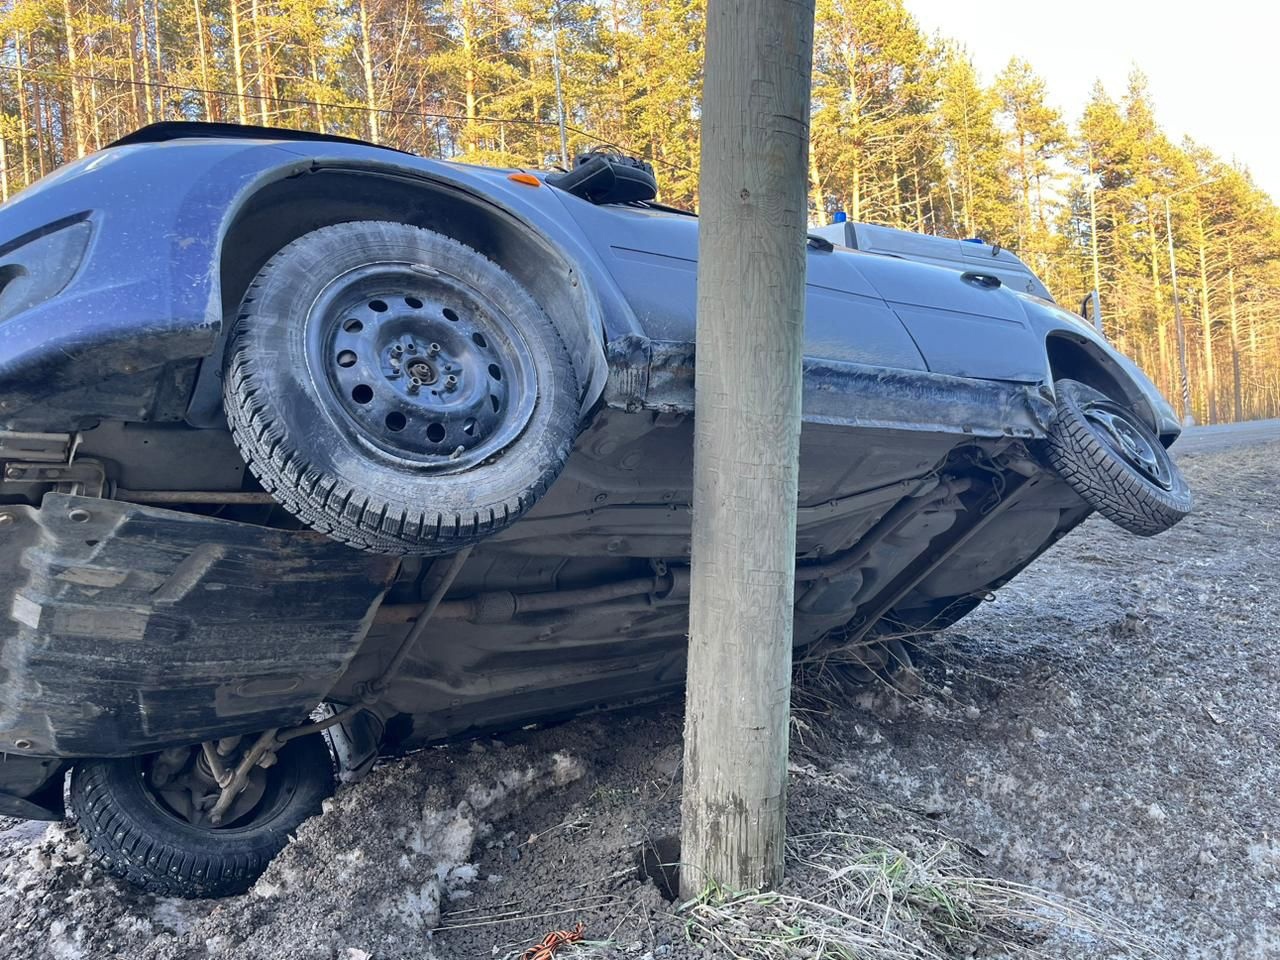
[776,637,1159,960]
[679,826,1160,960]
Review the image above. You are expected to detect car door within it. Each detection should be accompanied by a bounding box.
[560,200,928,372]
[846,250,1044,382]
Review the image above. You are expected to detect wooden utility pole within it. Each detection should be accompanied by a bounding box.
[679,0,815,898]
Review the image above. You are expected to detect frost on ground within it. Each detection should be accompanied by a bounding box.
[0,750,585,959]
[0,440,1277,960]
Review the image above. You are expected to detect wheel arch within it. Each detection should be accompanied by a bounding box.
[1044,332,1159,434]
[188,162,606,426]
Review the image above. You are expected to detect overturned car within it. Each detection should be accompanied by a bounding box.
[0,124,1190,897]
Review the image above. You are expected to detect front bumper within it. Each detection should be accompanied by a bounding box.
[0,142,310,430]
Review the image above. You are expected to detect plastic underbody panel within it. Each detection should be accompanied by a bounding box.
[0,494,396,758]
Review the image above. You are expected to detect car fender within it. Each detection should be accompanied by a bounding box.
[1018,293,1181,441]
[0,136,623,430]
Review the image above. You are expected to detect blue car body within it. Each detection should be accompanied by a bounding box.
[0,124,1179,820]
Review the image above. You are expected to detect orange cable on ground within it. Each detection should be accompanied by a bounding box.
[520,921,586,960]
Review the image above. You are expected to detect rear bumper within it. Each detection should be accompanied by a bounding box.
[0,493,396,763]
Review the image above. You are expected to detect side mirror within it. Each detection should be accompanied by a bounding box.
[1080,290,1103,333]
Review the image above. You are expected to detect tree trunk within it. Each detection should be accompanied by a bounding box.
[0,134,9,202]
[1016,123,1029,249]
[193,0,214,120]
[229,0,249,125]
[84,31,102,151]
[552,26,570,167]
[27,35,47,177]
[136,0,154,124]
[15,34,31,186]
[842,43,860,222]
[461,2,477,154]
[891,149,903,228]
[1197,226,1217,424]
[1228,264,1242,423]
[1149,207,1169,398]
[310,49,325,130]
[1087,177,1102,330]
[150,0,163,118]
[912,163,924,231]
[1248,301,1258,417]
[250,0,270,125]
[808,147,825,224]
[61,0,86,158]
[127,5,142,126]
[680,0,814,899]
[359,0,379,142]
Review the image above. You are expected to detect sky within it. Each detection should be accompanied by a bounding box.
[905,0,1280,200]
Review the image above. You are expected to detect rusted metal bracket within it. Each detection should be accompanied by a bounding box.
[1,459,106,498]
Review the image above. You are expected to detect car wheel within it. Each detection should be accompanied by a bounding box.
[69,734,333,899]
[1043,378,1191,536]
[223,220,581,555]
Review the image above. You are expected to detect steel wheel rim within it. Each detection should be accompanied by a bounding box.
[139,747,290,832]
[1082,399,1173,490]
[306,262,538,470]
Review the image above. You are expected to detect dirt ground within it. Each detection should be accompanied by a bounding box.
[0,436,1276,960]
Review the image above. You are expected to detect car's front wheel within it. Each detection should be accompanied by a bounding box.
[1043,378,1192,536]
[69,734,333,898]
[223,220,582,555]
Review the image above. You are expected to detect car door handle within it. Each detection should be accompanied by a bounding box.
[961,271,1002,289]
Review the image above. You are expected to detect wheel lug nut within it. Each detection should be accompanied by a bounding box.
[427,342,441,358]
[444,375,458,392]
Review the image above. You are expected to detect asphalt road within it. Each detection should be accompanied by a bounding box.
[1172,417,1280,454]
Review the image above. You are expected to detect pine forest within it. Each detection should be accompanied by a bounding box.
[1,0,1277,424]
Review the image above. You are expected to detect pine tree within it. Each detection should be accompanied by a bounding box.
[0,0,1277,420]
[937,46,1011,241]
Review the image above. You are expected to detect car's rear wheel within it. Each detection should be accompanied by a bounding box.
[223,220,581,555]
[1043,379,1191,536]
[69,734,333,898]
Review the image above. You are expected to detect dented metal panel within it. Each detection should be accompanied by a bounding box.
[602,335,1055,438]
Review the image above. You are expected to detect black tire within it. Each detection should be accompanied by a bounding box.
[1044,379,1191,536]
[69,735,333,899]
[224,221,581,555]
